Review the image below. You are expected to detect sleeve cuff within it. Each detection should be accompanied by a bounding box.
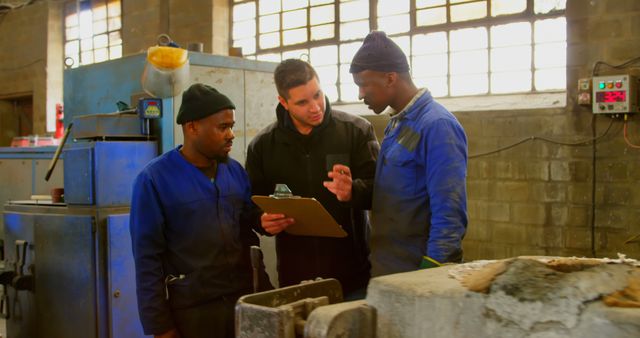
[419,256,442,269]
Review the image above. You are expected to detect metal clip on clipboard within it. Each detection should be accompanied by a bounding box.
[270,184,297,199]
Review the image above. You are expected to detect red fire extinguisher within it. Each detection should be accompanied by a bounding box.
[54,103,64,139]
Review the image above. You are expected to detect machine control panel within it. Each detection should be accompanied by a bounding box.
[592,74,639,114]
[137,98,163,119]
[137,98,163,136]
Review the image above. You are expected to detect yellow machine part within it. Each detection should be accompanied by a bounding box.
[147,46,188,69]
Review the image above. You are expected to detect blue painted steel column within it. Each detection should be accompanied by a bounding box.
[161,97,174,153]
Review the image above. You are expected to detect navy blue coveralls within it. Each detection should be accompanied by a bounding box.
[130,147,267,337]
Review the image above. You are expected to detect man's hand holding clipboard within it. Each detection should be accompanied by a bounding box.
[253,165,352,238]
[259,212,294,235]
[251,195,348,238]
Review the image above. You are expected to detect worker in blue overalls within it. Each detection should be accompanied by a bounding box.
[130,83,271,338]
[350,31,469,277]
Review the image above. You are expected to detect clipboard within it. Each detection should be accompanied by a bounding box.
[251,195,347,238]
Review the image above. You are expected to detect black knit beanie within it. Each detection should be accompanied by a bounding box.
[176,83,236,124]
[349,31,410,74]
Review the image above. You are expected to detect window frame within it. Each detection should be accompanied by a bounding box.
[230,0,566,103]
[63,0,123,68]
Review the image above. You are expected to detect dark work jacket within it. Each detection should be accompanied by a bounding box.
[245,98,379,294]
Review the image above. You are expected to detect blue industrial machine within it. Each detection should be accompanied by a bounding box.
[0,50,278,338]
[2,112,157,338]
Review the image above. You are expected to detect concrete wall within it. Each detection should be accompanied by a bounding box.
[122,0,229,55]
[460,0,640,260]
[0,1,62,135]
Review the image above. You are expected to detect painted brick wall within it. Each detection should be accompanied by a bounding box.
[460,0,640,260]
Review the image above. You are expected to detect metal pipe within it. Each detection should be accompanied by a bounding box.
[250,245,262,293]
[45,122,73,181]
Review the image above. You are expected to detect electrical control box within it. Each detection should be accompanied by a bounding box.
[137,97,162,119]
[592,74,639,114]
[577,78,592,105]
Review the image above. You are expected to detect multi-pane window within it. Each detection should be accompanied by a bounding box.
[231,0,566,102]
[64,0,122,68]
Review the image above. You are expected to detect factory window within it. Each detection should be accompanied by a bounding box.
[231,0,566,103]
[64,0,122,68]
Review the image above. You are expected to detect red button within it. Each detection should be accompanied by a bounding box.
[615,81,622,88]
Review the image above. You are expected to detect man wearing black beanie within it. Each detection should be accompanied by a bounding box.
[350,31,469,277]
[130,83,271,338]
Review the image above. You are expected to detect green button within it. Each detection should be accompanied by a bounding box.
[599,82,605,89]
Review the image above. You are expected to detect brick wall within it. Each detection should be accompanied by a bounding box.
[460,0,640,260]
[122,0,229,55]
[0,0,228,136]
[0,1,62,135]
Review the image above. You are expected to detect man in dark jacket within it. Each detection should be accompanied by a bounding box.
[130,83,270,338]
[246,59,378,299]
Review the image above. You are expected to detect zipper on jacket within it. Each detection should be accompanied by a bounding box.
[304,152,320,271]
[304,153,313,196]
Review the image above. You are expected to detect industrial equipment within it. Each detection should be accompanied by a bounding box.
[137,98,163,136]
[592,74,640,114]
[0,50,279,337]
[141,34,190,99]
[2,112,157,338]
[236,278,377,338]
